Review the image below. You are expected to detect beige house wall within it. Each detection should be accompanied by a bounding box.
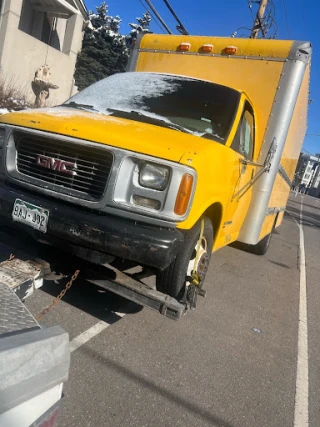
[0,0,86,106]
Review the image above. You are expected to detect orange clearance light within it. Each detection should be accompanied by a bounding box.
[178,42,191,52]
[201,44,213,53]
[224,45,237,55]
[174,174,194,215]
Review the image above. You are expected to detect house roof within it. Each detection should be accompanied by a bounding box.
[74,0,88,18]
[30,0,88,19]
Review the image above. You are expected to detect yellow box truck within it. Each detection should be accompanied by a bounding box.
[0,35,311,317]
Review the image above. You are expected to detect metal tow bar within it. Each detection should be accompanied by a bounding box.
[83,264,186,321]
[0,244,194,321]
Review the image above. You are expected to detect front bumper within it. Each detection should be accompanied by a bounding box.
[0,185,184,270]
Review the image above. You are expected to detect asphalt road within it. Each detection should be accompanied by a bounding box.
[10,193,320,426]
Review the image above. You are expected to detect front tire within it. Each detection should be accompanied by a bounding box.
[156,217,213,299]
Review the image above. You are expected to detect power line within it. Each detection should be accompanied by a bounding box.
[248,0,255,22]
[144,0,172,34]
[281,0,291,38]
[138,0,166,33]
[162,0,189,35]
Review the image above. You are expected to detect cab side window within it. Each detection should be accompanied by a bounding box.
[231,102,255,160]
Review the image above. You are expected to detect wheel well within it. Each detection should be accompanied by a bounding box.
[203,203,223,242]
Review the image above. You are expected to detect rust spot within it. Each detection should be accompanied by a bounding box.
[72,128,78,132]
[88,226,102,233]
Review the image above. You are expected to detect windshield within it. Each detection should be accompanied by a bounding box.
[63,72,240,143]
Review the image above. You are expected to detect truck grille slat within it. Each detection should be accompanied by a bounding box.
[17,167,104,195]
[17,157,109,182]
[14,133,113,200]
[17,162,108,189]
[18,144,109,166]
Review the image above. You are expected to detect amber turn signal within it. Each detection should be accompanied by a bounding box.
[224,46,237,55]
[174,174,194,215]
[201,44,213,53]
[178,42,191,51]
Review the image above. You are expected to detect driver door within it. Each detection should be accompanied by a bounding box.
[222,101,256,242]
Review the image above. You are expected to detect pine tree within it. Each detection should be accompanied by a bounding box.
[74,2,128,91]
[126,11,152,46]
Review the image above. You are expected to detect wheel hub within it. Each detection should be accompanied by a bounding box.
[196,252,210,281]
[186,237,210,287]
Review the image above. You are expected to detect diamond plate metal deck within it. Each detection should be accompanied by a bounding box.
[0,284,39,335]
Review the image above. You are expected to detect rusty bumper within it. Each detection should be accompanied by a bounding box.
[0,186,184,270]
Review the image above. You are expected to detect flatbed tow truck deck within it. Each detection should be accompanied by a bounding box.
[0,249,69,427]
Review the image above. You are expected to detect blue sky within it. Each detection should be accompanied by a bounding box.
[85,0,319,155]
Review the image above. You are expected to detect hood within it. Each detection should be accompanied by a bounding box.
[0,107,209,163]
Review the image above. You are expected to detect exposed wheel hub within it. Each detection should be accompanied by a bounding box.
[186,237,210,287]
[196,252,210,282]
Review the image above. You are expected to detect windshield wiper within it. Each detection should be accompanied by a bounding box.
[200,132,224,142]
[106,109,192,134]
[61,102,98,112]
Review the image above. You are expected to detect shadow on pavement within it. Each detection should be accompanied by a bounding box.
[285,206,320,229]
[0,227,144,320]
[80,345,235,427]
[39,278,144,321]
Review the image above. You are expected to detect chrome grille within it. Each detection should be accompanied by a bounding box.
[14,132,113,200]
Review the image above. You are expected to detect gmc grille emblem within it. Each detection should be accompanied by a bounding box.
[36,155,77,176]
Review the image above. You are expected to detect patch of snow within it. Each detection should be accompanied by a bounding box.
[0,108,9,115]
[15,107,129,125]
[66,72,182,113]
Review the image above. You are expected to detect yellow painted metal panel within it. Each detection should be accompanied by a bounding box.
[259,214,276,241]
[268,174,290,208]
[0,109,207,163]
[276,211,284,227]
[140,34,293,59]
[260,62,311,239]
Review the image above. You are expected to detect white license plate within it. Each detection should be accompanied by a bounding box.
[12,199,49,233]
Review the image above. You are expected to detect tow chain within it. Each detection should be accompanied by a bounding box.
[36,269,80,321]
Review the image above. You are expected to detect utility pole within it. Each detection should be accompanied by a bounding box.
[250,0,268,39]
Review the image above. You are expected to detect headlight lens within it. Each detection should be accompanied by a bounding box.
[139,162,170,191]
[0,127,5,148]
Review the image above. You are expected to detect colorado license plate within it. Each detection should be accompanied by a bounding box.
[12,199,49,233]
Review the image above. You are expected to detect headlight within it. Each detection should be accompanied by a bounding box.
[0,127,5,148]
[139,162,170,191]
